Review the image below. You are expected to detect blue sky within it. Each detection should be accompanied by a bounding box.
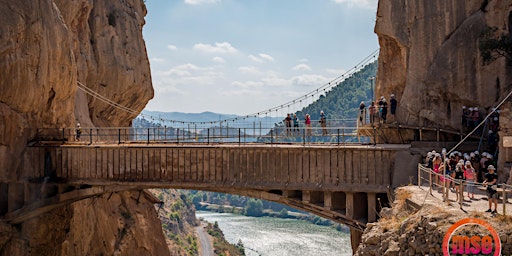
[143,0,378,115]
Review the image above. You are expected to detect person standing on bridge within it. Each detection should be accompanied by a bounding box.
[319,111,328,135]
[293,114,300,135]
[359,101,366,126]
[390,94,397,123]
[305,114,312,137]
[75,123,82,141]
[369,101,377,125]
[284,113,292,136]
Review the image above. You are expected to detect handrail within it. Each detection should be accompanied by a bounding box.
[33,125,372,146]
[417,164,510,215]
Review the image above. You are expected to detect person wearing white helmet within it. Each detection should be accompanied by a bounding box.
[483,165,498,214]
[470,107,480,130]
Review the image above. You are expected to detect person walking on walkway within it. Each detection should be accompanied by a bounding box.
[319,111,328,135]
[483,165,498,214]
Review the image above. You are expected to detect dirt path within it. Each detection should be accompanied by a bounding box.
[196,223,214,256]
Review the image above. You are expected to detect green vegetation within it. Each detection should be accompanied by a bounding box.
[206,221,245,256]
[479,26,512,65]
[185,190,349,232]
[296,61,377,121]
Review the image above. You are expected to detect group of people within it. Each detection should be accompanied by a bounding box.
[424,149,500,214]
[282,111,328,137]
[359,94,397,126]
[461,106,501,155]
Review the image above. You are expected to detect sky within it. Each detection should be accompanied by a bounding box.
[142,0,379,115]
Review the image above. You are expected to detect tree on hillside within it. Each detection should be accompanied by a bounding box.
[244,199,264,217]
[479,26,512,65]
[296,61,377,121]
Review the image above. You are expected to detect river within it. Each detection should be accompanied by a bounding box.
[196,211,352,256]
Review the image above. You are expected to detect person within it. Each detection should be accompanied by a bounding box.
[305,114,312,137]
[369,101,377,125]
[432,153,442,187]
[461,106,469,131]
[454,160,467,201]
[379,97,388,123]
[359,101,366,126]
[488,130,498,155]
[390,94,397,123]
[284,113,292,136]
[483,165,498,214]
[292,114,300,135]
[75,123,82,141]
[464,161,476,199]
[319,111,328,135]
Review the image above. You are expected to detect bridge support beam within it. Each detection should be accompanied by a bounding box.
[0,183,8,215]
[367,192,377,223]
[350,228,363,254]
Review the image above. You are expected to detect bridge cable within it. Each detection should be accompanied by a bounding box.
[75,49,379,125]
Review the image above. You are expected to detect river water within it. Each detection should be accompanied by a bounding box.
[196,211,352,256]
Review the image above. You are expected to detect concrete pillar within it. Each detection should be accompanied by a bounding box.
[346,192,354,218]
[324,191,332,210]
[367,192,377,222]
[302,190,311,203]
[350,228,363,254]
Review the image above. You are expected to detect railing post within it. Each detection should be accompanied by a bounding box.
[270,129,274,144]
[418,164,421,187]
[458,181,463,209]
[243,128,246,143]
[303,127,306,145]
[437,128,440,142]
[207,128,210,144]
[62,128,65,143]
[89,128,93,144]
[502,185,507,215]
[337,128,340,145]
[429,168,432,195]
[419,128,423,141]
[176,128,179,144]
[118,129,121,144]
[147,128,150,144]
[238,128,241,145]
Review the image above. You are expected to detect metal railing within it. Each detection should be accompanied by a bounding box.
[417,164,511,215]
[33,121,372,145]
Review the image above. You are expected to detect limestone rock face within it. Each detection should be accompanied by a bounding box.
[375,0,512,175]
[0,0,161,255]
[376,0,510,128]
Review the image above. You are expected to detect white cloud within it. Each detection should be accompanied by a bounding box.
[150,57,165,63]
[298,58,309,63]
[331,0,377,9]
[167,44,177,50]
[259,53,274,62]
[193,42,238,54]
[231,80,264,89]
[212,56,226,63]
[248,54,263,63]
[261,73,292,87]
[292,64,311,71]
[184,0,220,5]
[238,66,261,74]
[325,68,347,75]
[161,63,199,76]
[291,74,330,87]
[248,53,275,63]
[219,89,262,96]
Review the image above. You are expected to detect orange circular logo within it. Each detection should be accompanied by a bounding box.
[442,218,501,255]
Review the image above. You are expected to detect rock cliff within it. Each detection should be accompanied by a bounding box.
[375,0,512,179]
[0,0,162,255]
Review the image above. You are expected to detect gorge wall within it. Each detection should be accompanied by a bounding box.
[0,1,166,255]
[375,0,512,180]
